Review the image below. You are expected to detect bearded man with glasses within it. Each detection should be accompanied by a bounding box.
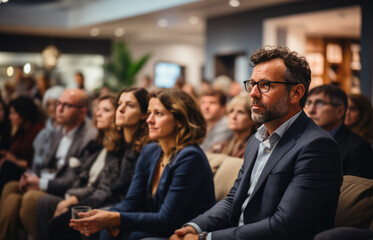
[306,84,373,179]
[170,46,342,240]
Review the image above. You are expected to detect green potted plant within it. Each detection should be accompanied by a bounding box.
[104,41,150,89]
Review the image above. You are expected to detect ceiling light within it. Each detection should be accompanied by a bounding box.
[189,16,199,25]
[6,66,14,77]
[158,19,168,28]
[23,63,31,75]
[115,28,125,37]
[229,0,240,7]
[1,0,9,3]
[90,27,100,37]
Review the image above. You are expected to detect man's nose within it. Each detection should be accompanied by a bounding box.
[249,85,261,98]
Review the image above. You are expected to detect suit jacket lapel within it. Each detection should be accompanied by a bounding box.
[249,112,307,202]
[46,130,63,170]
[231,137,259,220]
[146,147,163,200]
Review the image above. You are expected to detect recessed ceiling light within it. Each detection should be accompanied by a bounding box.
[2,0,9,3]
[229,0,240,7]
[23,63,31,74]
[189,16,199,25]
[115,28,125,37]
[6,66,14,77]
[158,18,168,28]
[90,27,100,37]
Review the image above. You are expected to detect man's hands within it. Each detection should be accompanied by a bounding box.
[18,172,40,192]
[169,225,199,240]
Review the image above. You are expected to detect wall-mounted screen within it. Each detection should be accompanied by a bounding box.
[154,62,181,88]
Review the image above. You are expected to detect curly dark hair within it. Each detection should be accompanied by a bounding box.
[250,45,311,108]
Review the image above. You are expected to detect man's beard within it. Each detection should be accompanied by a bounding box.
[251,94,289,124]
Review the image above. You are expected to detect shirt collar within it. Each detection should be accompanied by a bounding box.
[255,111,302,143]
[62,125,79,137]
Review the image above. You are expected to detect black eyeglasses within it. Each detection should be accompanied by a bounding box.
[56,101,84,109]
[305,99,340,109]
[243,79,298,94]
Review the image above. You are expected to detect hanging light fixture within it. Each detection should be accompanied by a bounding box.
[42,45,60,70]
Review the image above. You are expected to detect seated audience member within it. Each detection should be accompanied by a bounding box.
[33,72,51,102]
[0,89,97,240]
[32,86,65,173]
[210,95,260,158]
[70,88,216,240]
[345,93,373,145]
[0,98,11,150]
[38,89,150,240]
[170,46,342,240]
[306,85,373,179]
[0,96,44,194]
[200,89,233,151]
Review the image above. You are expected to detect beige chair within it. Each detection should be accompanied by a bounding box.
[205,153,243,202]
[335,175,373,229]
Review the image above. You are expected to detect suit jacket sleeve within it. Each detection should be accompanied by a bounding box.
[192,136,342,240]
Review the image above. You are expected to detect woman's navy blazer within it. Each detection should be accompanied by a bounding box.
[111,142,216,237]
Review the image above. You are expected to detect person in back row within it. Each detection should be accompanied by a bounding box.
[37,88,150,240]
[0,96,44,194]
[306,84,373,179]
[210,94,260,158]
[171,45,342,240]
[200,89,233,152]
[70,88,216,240]
[0,88,97,240]
[345,93,373,145]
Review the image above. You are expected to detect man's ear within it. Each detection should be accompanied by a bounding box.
[80,107,87,117]
[289,84,305,105]
[336,105,346,121]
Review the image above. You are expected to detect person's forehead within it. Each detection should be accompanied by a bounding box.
[309,92,329,100]
[60,91,79,103]
[201,95,219,101]
[251,59,286,79]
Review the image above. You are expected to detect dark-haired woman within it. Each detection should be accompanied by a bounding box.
[38,88,150,240]
[0,96,44,194]
[70,88,216,240]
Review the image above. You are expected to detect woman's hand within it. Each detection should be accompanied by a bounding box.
[0,151,28,168]
[0,150,16,163]
[69,209,121,236]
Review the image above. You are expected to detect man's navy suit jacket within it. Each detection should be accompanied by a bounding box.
[191,111,342,240]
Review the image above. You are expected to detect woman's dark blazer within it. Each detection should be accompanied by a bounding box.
[110,142,216,238]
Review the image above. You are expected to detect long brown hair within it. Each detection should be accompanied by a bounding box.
[95,95,122,152]
[115,87,150,153]
[150,88,206,162]
[348,94,373,143]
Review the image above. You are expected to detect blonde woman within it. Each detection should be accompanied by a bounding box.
[210,95,260,158]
